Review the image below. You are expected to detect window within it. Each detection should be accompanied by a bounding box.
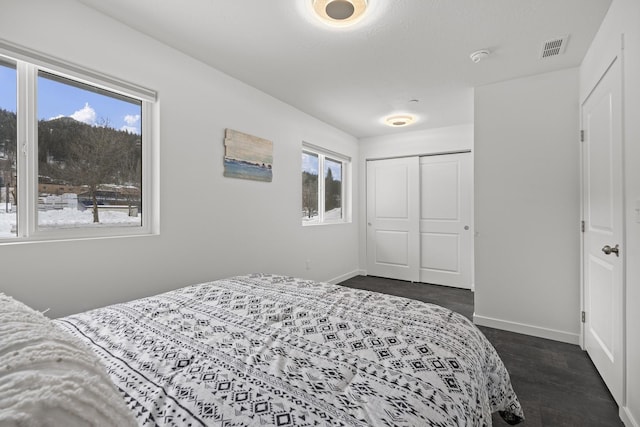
[0,60,17,237]
[0,42,156,242]
[302,143,349,225]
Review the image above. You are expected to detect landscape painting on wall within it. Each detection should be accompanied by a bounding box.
[223,129,273,182]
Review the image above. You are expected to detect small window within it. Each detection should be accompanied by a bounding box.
[302,144,349,225]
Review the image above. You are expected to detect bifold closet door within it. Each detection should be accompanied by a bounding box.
[366,157,420,282]
[419,153,472,289]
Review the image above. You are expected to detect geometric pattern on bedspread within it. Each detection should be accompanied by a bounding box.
[55,274,523,426]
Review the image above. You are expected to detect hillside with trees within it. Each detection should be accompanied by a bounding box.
[0,108,141,222]
[301,167,341,220]
[302,170,318,219]
[0,109,17,207]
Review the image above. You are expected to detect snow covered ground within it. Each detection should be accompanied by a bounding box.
[0,208,140,238]
[302,207,343,224]
[1,205,340,238]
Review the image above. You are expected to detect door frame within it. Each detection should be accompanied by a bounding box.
[579,46,626,405]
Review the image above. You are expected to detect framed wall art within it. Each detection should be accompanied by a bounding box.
[223,128,273,182]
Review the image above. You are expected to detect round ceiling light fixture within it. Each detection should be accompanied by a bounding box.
[313,0,368,26]
[469,49,490,63]
[385,114,415,127]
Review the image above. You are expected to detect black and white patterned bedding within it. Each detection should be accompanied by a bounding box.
[54,274,524,426]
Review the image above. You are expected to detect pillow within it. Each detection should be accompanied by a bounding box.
[0,293,138,427]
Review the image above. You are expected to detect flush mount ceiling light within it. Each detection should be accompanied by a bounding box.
[469,49,490,63]
[385,115,415,127]
[313,0,368,26]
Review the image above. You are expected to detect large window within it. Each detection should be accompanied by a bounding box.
[302,144,349,225]
[0,43,156,242]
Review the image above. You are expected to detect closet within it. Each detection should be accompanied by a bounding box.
[366,152,472,289]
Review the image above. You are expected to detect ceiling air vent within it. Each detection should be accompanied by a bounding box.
[540,35,569,59]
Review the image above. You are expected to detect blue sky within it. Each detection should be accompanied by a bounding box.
[302,152,318,174]
[0,64,16,113]
[0,63,141,134]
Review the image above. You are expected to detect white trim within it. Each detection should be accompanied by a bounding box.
[148,102,161,235]
[0,38,156,102]
[365,149,471,163]
[621,406,639,427]
[326,269,361,285]
[15,61,32,238]
[579,90,586,351]
[473,314,580,345]
[25,63,38,238]
[302,141,351,162]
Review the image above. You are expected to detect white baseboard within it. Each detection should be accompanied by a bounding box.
[473,314,580,345]
[327,270,361,285]
[621,406,639,427]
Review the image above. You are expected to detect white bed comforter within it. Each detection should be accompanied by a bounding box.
[55,274,524,426]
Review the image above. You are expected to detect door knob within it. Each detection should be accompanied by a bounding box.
[602,244,620,257]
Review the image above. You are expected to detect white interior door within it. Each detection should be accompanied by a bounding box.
[582,57,624,405]
[366,157,419,282]
[419,153,473,289]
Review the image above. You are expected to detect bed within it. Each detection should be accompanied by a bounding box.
[1,274,523,426]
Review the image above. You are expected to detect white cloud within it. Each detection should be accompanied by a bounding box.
[47,114,65,121]
[124,114,140,126]
[120,125,139,134]
[70,102,96,125]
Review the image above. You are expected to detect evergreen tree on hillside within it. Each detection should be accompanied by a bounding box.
[325,167,334,211]
[38,116,86,165]
[324,167,341,212]
[0,109,16,147]
[302,171,318,219]
[0,109,17,207]
[0,109,142,220]
[38,117,141,222]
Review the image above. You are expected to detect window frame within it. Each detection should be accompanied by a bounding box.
[302,142,350,226]
[0,40,157,243]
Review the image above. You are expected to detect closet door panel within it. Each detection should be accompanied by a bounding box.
[419,153,472,289]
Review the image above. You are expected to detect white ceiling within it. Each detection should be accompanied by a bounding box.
[77,0,611,138]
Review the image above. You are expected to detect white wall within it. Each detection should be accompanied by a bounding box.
[357,124,473,271]
[0,0,360,318]
[474,68,581,344]
[581,0,640,424]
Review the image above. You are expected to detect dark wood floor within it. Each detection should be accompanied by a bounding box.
[339,275,622,427]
